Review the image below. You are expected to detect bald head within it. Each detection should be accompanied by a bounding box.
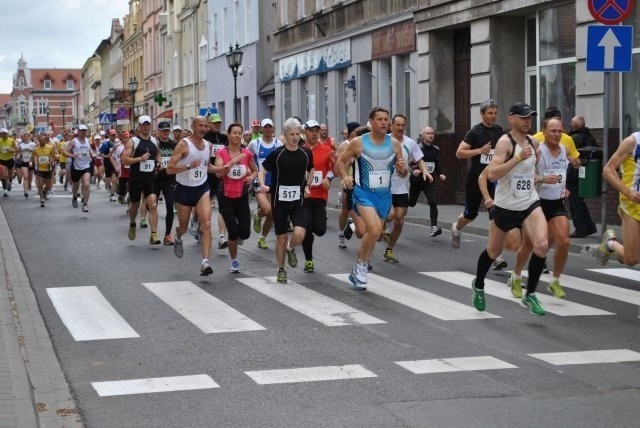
[422,126,435,144]
[570,115,585,132]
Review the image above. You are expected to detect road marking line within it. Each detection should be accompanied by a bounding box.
[588,268,640,282]
[245,364,377,385]
[46,286,139,341]
[528,349,640,365]
[143,281,266,333]
[396,356,518,374]
[329,273,500,320]
[92,374,219,396]
[423,271,614,316]
[236,277,386,326]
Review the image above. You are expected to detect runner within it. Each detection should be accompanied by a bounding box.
[18,132,35,198]
[215,123,258,272]
[336,107,408,290]
[62,124,95,212]
[30,134,58,207]
[57,134,70,191]
[99,129,118,201]
[0,127,18,197]
[155,121,178,245]
[258,117,313,283]
[335,121,361,249]
[204,113,229,249]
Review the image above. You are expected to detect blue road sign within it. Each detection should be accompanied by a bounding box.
[98,113,112,125]
[586,25,633,72]
[199,107,218,117]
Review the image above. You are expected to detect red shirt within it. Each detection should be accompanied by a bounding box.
[304,142,333,201]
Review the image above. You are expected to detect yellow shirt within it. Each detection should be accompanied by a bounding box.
[533,131,579,159]
[57,141,67,162]
[0,137,16,161]
[32,145,56,172]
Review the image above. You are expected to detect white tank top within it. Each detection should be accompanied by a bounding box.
[176,137,211,187]
[537,143,568,201]
[494,134,539,211]
[71,138,92,170]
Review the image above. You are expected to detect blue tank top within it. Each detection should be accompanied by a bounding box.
[354,133,396,192]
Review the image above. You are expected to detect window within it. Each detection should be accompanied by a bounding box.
[297,0,305,20]
[283,82,292,119]
[222,7,228,50]
[279,1,288,27]
[244,0,252,43]
[18,77,25,89]
[38,100,48,115]
[234,0,242,46]
[173,51,179,89]
[199,37,208,82]
[66,80,74,90]
[44,80,52,90]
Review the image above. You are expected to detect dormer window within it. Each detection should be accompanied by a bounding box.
[44,80,52,90]
[66,80,74,90]
[18,77,25,89]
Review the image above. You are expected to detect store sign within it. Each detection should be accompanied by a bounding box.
[278,40,351,82]
[371,22,416,59]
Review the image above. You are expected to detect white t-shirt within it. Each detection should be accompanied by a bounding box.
[390,135,423,195]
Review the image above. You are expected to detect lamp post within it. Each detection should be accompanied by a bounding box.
[225,43,243,122]
[32,111,36,128]
[128,77,138,127]
[107,88,116,130]
[45,106,50,131]
[60,101,67,132]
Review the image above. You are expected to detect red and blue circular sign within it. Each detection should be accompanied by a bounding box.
[588,0,635,25]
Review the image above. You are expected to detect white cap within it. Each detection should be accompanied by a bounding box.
[0,128,8,133]
[173,125,182,131]
[260,118,274,127]
[78,124,88,131]
[138,115,152,125]
[304,119,320,129]
[99,130,106,136]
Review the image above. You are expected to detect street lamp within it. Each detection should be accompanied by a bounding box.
[108,88,116,129]
[60,101,67,131]
[128,77,138,126]
[225,43,243,122]
[32,110,36,128]
[45,106,50,131]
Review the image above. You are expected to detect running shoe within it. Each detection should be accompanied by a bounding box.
[430,225,442,237]
[24,192,28,198]
[140,218,148,228]
[40,200,45,208]
[348,263,368,290]
[200,259,213,276]
[542,262,550,274]
[163,235,174,245]
[507,273,522,299]
[355,261,368,284]
[72,195,78,208]
[109,194,117,202]
[276,268,287,283]
[522,293,546,316]
[492,255,508,271]
[380,231,390,243]
[596,229,617,266]
[188,218,199,237]
[173,235,183,258]
[218,235,228,250]
[118,195,125,204]
[230,259,240,273]
[472,279,486,311]
[304,260,315,273]
[286,247,298,268]
[253,210,262,233]
[383,248,398,263]
[338,234,347,249]
[547,278,566,299]
[257,236,268,249]
[82,204,89,213]
[3,191,7,198]
[343,218,354,240]
[451,222,461,249]
[149,232,161,245]
[128,223,136,241]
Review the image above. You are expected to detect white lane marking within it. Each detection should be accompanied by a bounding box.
[423,271,614,316]
[47,286,139,341]
[143,281,266,333]
[245,364,377,385]
[588,268,640,282]
[92,374,219,396]
[329,273,500,320]
[236,277,386,326]
[528,349,640,366]
[396,356,518,374]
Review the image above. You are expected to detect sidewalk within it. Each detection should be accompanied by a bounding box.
[0,204,82,428]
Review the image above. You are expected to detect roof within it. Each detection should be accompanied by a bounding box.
[0,94,11,107]
[29,69,81,91]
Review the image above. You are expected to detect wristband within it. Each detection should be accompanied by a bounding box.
[514,153,521,162]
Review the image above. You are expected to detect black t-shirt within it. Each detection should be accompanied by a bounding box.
[463,122,504,175]
[130,137,159,181]
[157,138,177,181]
[411,143,442,179]
[262,145,313,207]
[205,132,229,185]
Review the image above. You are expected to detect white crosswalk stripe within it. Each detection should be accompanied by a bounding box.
[143,281,266,333]
[396,356,517,374]
[422,271,614,316]
[588,268,640,282]
[236,277,386,326]
[92,374,219,397]
[528,349,640,366]
[245,364,377,385]
[329,273,500,320]
[47,286,139,341]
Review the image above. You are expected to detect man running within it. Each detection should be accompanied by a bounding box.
[204,113,229,249]
[0,128,18,197]
[63,124,95,212]
[155,121,178,245]
[31,134,58,207]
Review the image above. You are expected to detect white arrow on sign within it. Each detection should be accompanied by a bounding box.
[598,28,622,69]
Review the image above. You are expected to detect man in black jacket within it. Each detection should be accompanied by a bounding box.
[568,115,598,238]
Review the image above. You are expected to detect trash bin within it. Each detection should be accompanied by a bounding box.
[578,146,602,198]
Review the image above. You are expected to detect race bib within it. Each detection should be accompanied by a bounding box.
[140,160,155,172]
[542,168,565,187]
[480,149,495,165]
[212,144,224,157]
[22,151,32,161]
[278,185,300,202]
[79,148,90,158]
[311,170,323,187]
[369,170,391,190]
[511,174,534,194]
[161,157,170,168]
[227,164,247,179]
[189,166,206,181]
[425,162,435,173]
[0,147,9,154]
[37,155,50,166]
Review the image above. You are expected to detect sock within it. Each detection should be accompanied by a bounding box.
[202,259,208,264]
[474,250,494,290]
[526,254,546,296]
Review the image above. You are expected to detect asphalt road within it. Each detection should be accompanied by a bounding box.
[2,182,640,428]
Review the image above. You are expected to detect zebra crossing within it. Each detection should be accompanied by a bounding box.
[46,267,640,397]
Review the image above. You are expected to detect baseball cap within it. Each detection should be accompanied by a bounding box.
[346,121,360,135]
[109,129,117,135]
[304,119,320,129]
[138,115,152,125]
[243,130,251,136]
[158,121,171,130]
[99,130,106,136]
[121,131,130,138]
[260,118,274,127]
[209,113,222,123]
[93,135,102,140]
[0,128,8,133]
[508,102,537,118]
[173,125,182,131]
[251,119,260,127]
[78,124,88,131]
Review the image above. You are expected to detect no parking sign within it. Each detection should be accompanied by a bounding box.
[588,0,634,25]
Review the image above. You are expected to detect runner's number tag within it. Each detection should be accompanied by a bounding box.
[480,149,495,165]
[37,155,49,166]
[511,174,534,194]
[162,157,170,168]
[212,144,224,157]
[542,168,565,187]
[425,162,435,173]
[140,160,155,172]
[227,164,247,179]
[189,166,206,181]
[311,170,323,186]
[278,185,300,202]
[369,170,391,190]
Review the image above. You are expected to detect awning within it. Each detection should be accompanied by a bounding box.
[156,109,173,119]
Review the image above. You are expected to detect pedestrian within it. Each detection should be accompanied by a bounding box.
[62,124,95,212]
[336,107,408,290]
[258,117,313,283]
[471,102,548,316]
[0,127,18,197]
[409,126,446,238]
